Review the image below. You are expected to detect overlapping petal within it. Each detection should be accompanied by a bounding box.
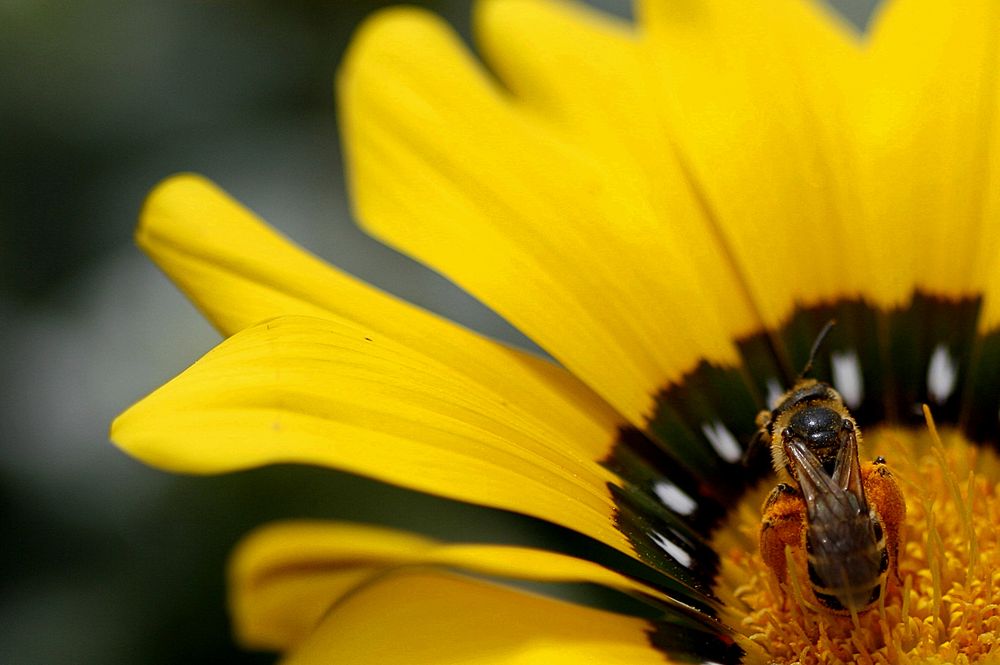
[230,521,703,651]
[338,7,746,428]
[131,176,728,592]
[474,0,758,343]
[281,571,706,665]
[639,0,866,325]
[138,175,623,460]
[112,315,636,555]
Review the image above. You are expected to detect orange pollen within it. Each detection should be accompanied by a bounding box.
[713,424,1000,664]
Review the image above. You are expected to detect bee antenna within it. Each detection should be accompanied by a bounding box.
[799,319,837,380]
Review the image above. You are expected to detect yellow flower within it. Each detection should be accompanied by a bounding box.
[112,1,1000,663]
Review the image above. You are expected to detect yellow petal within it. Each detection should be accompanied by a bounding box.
[473,0,759,356]
[129,191,731,587]
[638,0,866,324]
[230,522,434,651]
[282,571,725,665]
[338,7,744,428]
[138,174,623,462]
[230,520,700,651]
[138,173,337,335]
[861,0,1000,304]
[112,315,637,563]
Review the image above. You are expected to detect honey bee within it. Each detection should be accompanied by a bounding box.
[756,326,906,615]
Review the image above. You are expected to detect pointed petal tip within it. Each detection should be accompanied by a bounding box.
[108,408,158,472]
[108,401,181,474]
[108,410,125,448]
[109,395,143,453]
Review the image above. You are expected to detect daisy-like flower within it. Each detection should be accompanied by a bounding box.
[112,0,1000,663]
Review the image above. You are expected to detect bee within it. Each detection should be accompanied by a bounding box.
[756,324,906,615]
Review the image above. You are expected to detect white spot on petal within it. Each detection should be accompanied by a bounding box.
[701,421,742,463]
[652,480,698,516]
[650,529,693,568]
[927,344,958,405]
[831,348,864,409]
[765,377,784,410]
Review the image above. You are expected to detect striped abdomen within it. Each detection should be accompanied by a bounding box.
[805,509,889,613]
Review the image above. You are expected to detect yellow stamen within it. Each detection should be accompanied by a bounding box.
[712,426,1000,664]
[965,470,979,586]
[927,499,942,626]
[785,543,817,632]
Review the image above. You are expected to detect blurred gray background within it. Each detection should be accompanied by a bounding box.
[1,1,876,663]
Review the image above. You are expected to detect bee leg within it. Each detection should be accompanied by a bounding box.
[741,410,773,467]
[863,457,907,585]
[759,483,805,588]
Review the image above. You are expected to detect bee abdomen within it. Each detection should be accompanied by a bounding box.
[805,529,888,613]
[813,585,882,612]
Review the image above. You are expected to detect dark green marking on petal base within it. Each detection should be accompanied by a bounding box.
[966,324,1000,442]
[603,290,991,663]
[646,621,745,665]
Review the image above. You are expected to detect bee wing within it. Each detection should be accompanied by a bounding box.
[784,439,835,500]
[831,424,867,506]
[785,436,882,613]
[784,437,863,523]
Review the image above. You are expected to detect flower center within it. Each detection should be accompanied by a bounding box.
[712,423,1000,664]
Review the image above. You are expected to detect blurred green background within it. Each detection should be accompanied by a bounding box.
[1,1,877,663]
